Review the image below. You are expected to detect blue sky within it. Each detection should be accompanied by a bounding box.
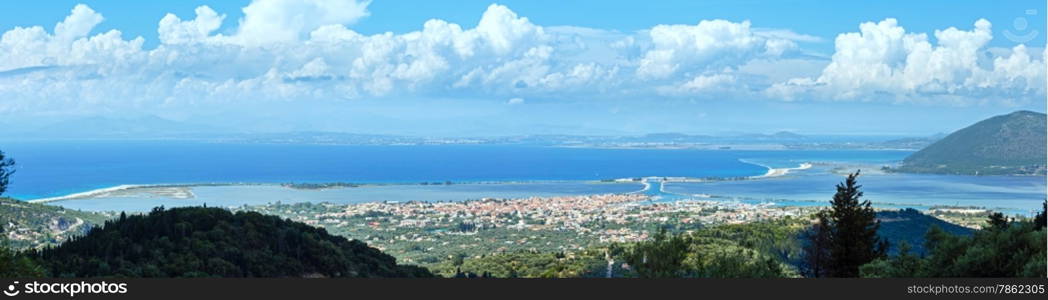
[0,0,1044,136]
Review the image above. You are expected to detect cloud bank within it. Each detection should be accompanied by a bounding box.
[0,0,1043,114]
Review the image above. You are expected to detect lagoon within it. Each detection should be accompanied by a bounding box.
[0,141,1042,215]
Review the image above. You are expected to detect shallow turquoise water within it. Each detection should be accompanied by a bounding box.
[663,166,1046,215]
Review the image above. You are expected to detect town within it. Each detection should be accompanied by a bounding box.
[235,193,817,269]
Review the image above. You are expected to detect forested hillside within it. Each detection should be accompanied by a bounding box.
[896,111,1047,175]
[25,206,432,278]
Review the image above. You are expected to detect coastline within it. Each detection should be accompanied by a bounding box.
[739,160,813,179]
[28,185,146,203]
[23,162,812,204]
[24,179,645,204]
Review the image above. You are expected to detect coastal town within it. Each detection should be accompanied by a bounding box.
[234,192,817,267]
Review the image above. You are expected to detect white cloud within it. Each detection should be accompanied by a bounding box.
[636,20,793,79]
[234,0,370,45]
[677,74,737,92]
[54,4,104,43]
[158,6,224,45]
[0,3,1043,114]
[0,3,145,82]
[507,97,524,105]
[769,18,1046,102]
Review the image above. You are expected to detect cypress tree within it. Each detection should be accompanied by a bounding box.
[0,150,14,196]
[825,170,887,277]
[801,210,832,277]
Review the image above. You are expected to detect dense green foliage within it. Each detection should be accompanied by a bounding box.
[437,250,607,278]
[26,206,433,278]
[802,171,887,277]
[861,211,1047,278]
[616,219,806,278]
[896,110,1047,175]
[619,229,692,277]
[1,240,44,277]
[429,219,808,278]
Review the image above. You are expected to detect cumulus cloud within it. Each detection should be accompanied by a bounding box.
[0,3,1043,114]
[637,20,794,79]
[158,6,224,44]
[54,4,104,43]
[234,0,371,45]
[768,18,1046,102]
[0,4,144,72]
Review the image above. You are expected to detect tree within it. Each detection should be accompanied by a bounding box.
[0,150,14,196]
[800,211,832,277]
[621,228,691,278]
[986,212,1009,230]
[804,170,888,277]
[859,241,920,278]
[1,237,44,277]
[1034,200,1046,231]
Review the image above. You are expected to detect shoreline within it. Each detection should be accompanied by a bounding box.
[28,185,146,203]
[22,163,817,204]
[24,179,647,203]
[739,160,813,179]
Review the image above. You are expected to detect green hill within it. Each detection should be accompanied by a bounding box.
[1,197,111,249]
[894,110,1047,175]
[25,206,433,278]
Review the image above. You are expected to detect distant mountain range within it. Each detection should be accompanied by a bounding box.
[894,111,1047,175]
[0,114,967,151]
[0,115,221,140]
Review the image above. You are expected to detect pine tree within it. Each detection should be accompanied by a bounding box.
[986,212,1009,230]
[1033,200,1046,230]
[824,170,887,277]
[801,211,832,277]
[0,150,14,196]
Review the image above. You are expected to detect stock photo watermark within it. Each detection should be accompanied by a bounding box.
[1003,9,1040,43]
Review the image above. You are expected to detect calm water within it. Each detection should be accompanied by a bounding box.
[663,167,1047,215]
[0,141,1042,214]
[0,141,910,199]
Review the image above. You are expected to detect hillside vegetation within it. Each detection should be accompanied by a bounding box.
[25,206,432,277]
[1,197,111,249]
[895,110,1046,175]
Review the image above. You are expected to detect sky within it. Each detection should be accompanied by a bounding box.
[0,0,1044,137]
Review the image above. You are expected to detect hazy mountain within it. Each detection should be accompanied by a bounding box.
[877,133,947,150]
[1,115,225,140]
[895,111,1047,175]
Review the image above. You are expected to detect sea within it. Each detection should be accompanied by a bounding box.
[0,140,1043,215]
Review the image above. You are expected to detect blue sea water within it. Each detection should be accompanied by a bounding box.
[0,140,1042,215]
[663,167,1047,215]
[1,140,792,199]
